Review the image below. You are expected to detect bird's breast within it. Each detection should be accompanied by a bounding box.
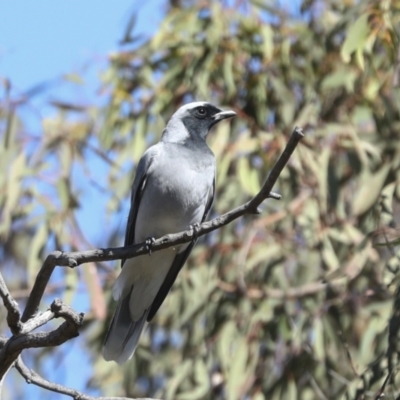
[134,157,214,242]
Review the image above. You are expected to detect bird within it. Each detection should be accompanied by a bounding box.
[102,101,236,364]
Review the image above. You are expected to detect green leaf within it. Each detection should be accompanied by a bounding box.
[0,151,26,238]
[246,243,282,271]
[166,360,192,400]
[352,163,391,216]
[176,358,210,400]
[209,118,231,158]
[223,52,235,98]
[57,178,70,211]
[260,25,273,61]
[344,243,370,279]
[27,224,48,285]
[64,268,78,306]
[63,73,84,85]
[60,141,72,176]
[321,69,357,92]
[317,146,330,214]
[313,317,325,360]
[237,157,260,196]
[321,235,340,272]
[285,379,297,399]
[217,321,237,373]
[341,13,370,67]
[179,282,216,326]
[226,337,248,400]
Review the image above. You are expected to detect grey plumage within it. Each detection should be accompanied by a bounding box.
[102,102,236,364]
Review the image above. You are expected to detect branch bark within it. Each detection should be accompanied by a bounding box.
[0,299,84,377]
[0,272,22,334]
[15,356,157,400]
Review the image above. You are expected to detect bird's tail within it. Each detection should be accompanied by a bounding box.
[102,287,149,364]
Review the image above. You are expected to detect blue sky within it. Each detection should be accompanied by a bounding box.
[0,1,164,399]
[0,0,164,91]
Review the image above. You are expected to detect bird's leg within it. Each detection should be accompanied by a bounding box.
[145,236,156,255]
[190,222,201,242]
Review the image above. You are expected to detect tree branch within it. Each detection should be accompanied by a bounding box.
[15,356,157,400]
[21,126,304,323]
[0,337,159,400]
[0,272,22,334]
[18,310,55,335]
[0,299,84,377]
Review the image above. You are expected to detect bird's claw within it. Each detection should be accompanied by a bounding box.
[190,222,201,242]
[146,237,156,255]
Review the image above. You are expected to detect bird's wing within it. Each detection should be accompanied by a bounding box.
[121,146,159,267]
[147,176,215,321]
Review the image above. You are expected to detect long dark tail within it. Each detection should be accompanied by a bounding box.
[102,288,149,364]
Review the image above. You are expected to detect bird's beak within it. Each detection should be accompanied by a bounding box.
[212,109,236,122]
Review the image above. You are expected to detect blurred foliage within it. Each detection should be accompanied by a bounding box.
[2,0,400,399]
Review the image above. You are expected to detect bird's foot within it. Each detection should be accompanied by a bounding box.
[190,222,201,242]
[145,237,156,255]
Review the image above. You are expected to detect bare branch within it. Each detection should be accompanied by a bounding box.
[0,349,13,400]
[0,299,84,377]
[247,126,303,210]
[50,298,85,326]
[18,310,55,335]
[22,126,304,323]
[0,272,22,334]
[392,43,400,87]
[15,356,157,400]
[0,337,157,399]
[21,261,57,323]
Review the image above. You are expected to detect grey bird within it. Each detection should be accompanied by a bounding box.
[103,101,236,364]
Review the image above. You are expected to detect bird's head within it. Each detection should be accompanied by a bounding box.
[162,102,236,143]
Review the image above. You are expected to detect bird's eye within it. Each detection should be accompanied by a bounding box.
[197,107,207,116]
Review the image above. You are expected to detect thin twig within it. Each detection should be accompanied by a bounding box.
[18,310,54,335]
[15,356,156,400]
[247,127,303,210]
[375,370,393,399]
